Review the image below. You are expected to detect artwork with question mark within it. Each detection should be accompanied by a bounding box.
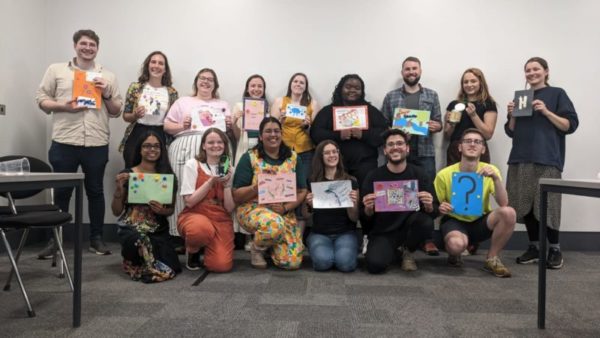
[451,172,483,216]
[127,173,174,204]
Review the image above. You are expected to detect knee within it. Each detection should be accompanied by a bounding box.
[206,257,233,273]
[310,249,334,272]
[445,234,467,255]
[178,216,215,245]
[497,206,516,227]
[365,253,388,274]
[334,253,357,272]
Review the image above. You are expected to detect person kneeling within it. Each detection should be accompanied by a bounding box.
[361,129,438,274]
[434,128,515,278]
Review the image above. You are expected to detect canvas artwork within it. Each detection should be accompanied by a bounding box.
[243,98,266,131]
[374,180,419,212]
[332,106,369,130]
[138,86,163,116]
[512,89,534,117]
[128,173,174,204]
[257,172,297,204]
[73,70,102,109]
[392,108,430,136]
[190,106,226,132]
[311,180,353,209]
[450,172,483,216]
[285,104,307,120]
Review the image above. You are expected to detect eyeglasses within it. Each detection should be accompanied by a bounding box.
[323,149,339,156]
[198,76,215,83]
[385,141,406,148]
[461,139,484,145]
[141,143,161,150]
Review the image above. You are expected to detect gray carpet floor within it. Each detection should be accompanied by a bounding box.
[1,243,599,337]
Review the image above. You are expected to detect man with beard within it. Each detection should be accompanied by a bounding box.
[434,128,515,277]
[361,129,438,274]
[381,56,442,256]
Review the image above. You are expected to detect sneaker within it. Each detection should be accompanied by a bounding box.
[467,243,479,255]
[546,248,564,269]
[186,252,201,271]
[401,249,417,271]
[250,243,267,269]
[89,238,112,255]
[516,244,539,264]
[447,255,463,267]
[422,241,440,256]
[37,238,57,259]
[484,256,512,278]
[361,235,368,255]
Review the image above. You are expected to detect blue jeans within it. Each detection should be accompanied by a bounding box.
[48,141,109,240]
[307,231,358,272]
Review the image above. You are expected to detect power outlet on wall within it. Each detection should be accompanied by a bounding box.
[0,104,5,115]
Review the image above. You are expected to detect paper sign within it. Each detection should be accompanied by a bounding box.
[243,98,266,131]
[257,173,297,204]
[512,89,534,117]
[311,180,353,209]
[191,106,226,132]
[73,70,102,109]
[374,180,419,212]
[450,172,483,216]
[128,173,174,204]
[333,106,369,130]
[392,108,430,136]
[285,104,307,120]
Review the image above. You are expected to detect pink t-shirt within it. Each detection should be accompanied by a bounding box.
[165,96,230,137]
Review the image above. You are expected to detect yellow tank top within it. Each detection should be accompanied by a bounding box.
[280,96,314,153]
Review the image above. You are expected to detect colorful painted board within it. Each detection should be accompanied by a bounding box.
[243,98,266,131]
[72,70,102,109]
[128,173,174,204]
[333,105,369,130]
[450,172,483,216]
[512,89,534,117]
[190,106,226,132]
[311,180,353,209]
[374,180,419,212]
[392,108,430,136]
[285,104,307,120]
[257,173,297,204]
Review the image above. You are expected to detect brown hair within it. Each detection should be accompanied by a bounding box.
[192,68,220,98]
[525,57,550,85]
[310,140,354,183]
[138,51,173,87]
[457,68,495,104]
[285,72,312,107]
[73,29,99,45]
[195,128,230,163]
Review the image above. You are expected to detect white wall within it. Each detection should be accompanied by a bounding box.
[2,0,599,231]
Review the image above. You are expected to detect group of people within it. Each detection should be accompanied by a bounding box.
[34,29,579,283]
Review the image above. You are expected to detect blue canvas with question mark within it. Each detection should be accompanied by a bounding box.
[451,172,483,216]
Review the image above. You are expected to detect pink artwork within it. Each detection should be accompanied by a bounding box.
[374,180,420,212]
[243,98,266,131]
[257,173,297,204]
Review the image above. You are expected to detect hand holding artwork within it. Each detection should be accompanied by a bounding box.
[507,101,515,117]
[362,193,376,212]
[477,165,498,181]
[64,99,88,113]
[306,192,314,207]
[466,103,477,117]
[349,190,358,206]
[340,129,352,141]
[225,115,233,130]
[92,77,110,98]
[350,128,362,139]
[417,191,433,211]
[532,99,550,116]
[269,203,286,215]
[439,201,454,215]
[134,105,146,119]
[148,200,169,215]
[183,115,192,129]
[428,120,441,132]
[115,172,130,192]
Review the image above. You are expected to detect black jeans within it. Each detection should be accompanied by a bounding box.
[49,141,108,240]
[365,212,433,274]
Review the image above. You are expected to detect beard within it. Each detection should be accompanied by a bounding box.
[403,75,421,87]
[387,154,406,165]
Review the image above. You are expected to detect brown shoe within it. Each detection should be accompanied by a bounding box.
[484,256,512,278]
[401,249,417,271]
[250,243,267,269]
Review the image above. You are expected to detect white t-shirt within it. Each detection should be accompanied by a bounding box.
[137,84,169,126]
[180,158,220,196]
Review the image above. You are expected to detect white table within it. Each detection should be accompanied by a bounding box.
[538,178,600,329]
[0,172,84,327]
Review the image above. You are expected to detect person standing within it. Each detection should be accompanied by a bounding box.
[36,29,123,255]
[506,57,579,269]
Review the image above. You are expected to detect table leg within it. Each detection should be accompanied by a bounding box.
[538,187,548,329]
[73,182,83,327]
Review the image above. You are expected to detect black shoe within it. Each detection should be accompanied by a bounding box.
[186,252,201,271]
[89,238,112,255]
[37,238,57,259]
[547,248,564,269]
[516,244,539,264]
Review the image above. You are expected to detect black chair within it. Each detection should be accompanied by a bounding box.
[0,155,73,317]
